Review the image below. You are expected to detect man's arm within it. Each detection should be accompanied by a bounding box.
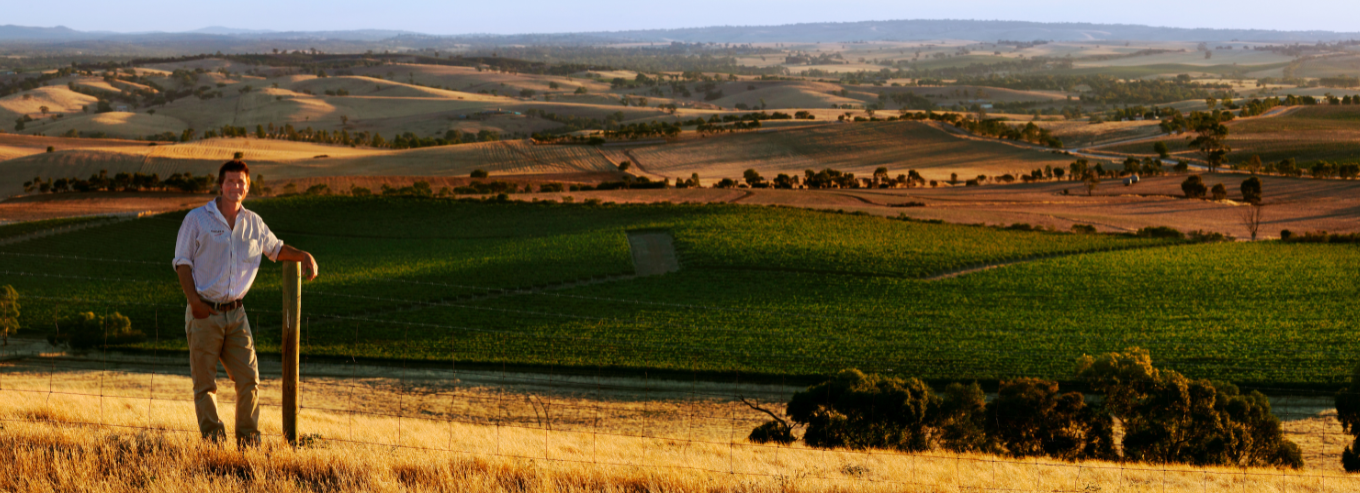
[176,265,217,319]
[275,244,318,281]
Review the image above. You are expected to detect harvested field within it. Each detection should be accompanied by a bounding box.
[625,121,1073,184]
[0,138,621,197]
[0,192,209,222]
[521,174,1360,238]
[1097,105,1360,164]
[1038,119,1164,148]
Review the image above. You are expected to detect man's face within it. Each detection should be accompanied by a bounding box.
[220,171,250,203]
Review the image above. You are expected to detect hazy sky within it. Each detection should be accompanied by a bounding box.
[6,0,1357,35]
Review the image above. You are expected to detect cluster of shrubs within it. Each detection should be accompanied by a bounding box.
[751,348,1303,469]
[46,312,144,350]
[1279,230,1360,243]
[1334,366,1360,471]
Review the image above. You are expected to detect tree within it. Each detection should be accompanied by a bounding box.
[0,285,18,346]
[1154,141,1170,158]
[1187,111,1232,172]
[340,115,349,126]
[470,169,489,178]
[1211,183,1227,200]
[742,169,763,187]
[1241,176,1262,203]
[1123,156,1141,175]
[872,167,889,186]
[1083,171,1100,196]
[1239,203,1264,241]
[1181,175,1208,198]
[1246,155,1263,174]
[618,161,631,172]
[39,105,49,116]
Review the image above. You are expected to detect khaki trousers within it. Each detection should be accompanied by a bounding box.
[185,304,260,443]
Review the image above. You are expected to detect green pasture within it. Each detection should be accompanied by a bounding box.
[2,196,1356,387]
[0,216,108,240]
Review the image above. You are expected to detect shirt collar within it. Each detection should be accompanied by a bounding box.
[205,198,250,229]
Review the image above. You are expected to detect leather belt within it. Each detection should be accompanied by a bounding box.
[205,299,243,311]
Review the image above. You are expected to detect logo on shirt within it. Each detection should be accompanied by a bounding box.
[210,229,227,236]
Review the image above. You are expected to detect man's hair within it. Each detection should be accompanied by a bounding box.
[218,160,250,186]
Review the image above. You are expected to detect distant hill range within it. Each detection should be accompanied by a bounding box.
[0,19,1356,53]
[506,20,1360,44]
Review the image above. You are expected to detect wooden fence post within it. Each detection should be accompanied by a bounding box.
[282,261,301,446]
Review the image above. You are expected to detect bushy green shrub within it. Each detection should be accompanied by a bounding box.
[1078,348,1302,468]
[48,312,143,350]
[786,369,946,452]
[1335,364,1360,471]
[766,350,1301,469]
[937,382,987,452]
[985,377,1116,460]
[748,419,795,445]
[1135,226,1184,239]
[1181,175,1207,198]
[1241,177,1262,203]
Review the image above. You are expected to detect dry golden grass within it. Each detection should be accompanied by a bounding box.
[0,86,99,120]
[27,111,190,139]
[0,359,1351,492]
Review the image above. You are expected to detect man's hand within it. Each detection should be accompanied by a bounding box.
[277,245,319,281]
[301,251,318,281]
[176,264,218,319]
[189,298,219,320]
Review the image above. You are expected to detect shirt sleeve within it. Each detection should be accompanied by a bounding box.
[259,218,285,262]
[172,212,198,270]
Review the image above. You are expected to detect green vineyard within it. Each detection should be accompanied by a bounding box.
[2,195,1355,386]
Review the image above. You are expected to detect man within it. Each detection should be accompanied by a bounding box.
[172,160,318,446]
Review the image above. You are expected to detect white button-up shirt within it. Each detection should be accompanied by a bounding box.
[172,199,284,303]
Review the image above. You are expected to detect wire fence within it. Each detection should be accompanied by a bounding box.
[2,238,1359,491]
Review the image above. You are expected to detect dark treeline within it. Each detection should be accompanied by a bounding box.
[953,74,1232,104]
[532,111,805,143]
[443,43,789,76]
[22,170,216,194]
[750,348,1303,469]
[0,67,75,98]
[134,122,501,150]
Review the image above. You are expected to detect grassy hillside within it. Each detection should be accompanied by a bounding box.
[5,196,1357,386]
